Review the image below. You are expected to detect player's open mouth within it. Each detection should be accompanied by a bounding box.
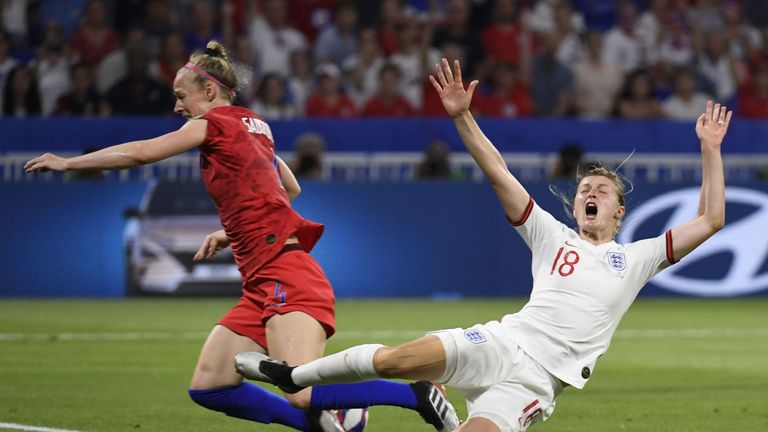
[586,202,598,219]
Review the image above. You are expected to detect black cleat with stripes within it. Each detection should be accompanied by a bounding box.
[410,381,460,432]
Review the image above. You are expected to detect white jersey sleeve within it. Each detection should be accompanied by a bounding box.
[624,230,677,285]
[511,198,570,250]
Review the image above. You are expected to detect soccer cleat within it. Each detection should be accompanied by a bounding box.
[410,381,460,432]
[234,351,305,394]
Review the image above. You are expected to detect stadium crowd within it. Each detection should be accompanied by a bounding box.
[2,0,768,120]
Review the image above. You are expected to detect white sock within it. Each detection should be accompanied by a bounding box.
[291,343,384,387]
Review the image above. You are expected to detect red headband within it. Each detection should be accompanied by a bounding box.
[184,62,236,98]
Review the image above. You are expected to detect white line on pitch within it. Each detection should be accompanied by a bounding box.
[0,328,767,342]
[0,422,84,432]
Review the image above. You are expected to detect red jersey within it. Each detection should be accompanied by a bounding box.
[305,93,357,118]
[476,85,534,118]
[199,106,324,280]
[361,95,414,117]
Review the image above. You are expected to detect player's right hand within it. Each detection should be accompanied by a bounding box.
[429,58,478,118]
[24,153,69,173]
[194,229,230,261]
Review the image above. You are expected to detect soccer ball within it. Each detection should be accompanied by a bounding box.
[333,408,369,431]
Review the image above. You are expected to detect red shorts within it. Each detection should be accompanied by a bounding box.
[218,244,336,348]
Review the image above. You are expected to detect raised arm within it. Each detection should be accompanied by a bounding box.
[429,58,531,222]
[276,156,301,201]
[24,119,208,173]
[669,101,731,261]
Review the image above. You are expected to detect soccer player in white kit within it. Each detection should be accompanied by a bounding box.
[235,59,733,432]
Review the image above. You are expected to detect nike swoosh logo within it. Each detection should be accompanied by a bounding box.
[565,240,578,247]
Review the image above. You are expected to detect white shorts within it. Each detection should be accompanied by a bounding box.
[429,320,563,432]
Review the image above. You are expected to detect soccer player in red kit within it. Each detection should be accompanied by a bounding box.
[25,41,459,432]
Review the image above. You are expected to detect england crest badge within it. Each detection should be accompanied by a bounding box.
[607,252,626,271]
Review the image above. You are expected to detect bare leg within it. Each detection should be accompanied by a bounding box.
[265,311,327,409]
[190,324,265,390]
[373,336,447,381]
[455,417,501,432]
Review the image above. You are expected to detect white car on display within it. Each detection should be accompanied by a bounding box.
[123,180,241,295]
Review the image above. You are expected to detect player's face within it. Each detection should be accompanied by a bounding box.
[173,69,208,119]
[573,175,625,236]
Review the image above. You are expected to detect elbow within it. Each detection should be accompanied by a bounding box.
[710,219,725,233]
[129,151,153,167]
[288,185,301,201]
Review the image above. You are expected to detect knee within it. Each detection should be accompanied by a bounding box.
[285,389,312,409]
[372,346,408,379]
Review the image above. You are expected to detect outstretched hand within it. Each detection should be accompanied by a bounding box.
[24,153,69,173]
[696,100,732,151]
[429,58,478,118]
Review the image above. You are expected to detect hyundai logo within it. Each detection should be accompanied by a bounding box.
[618,187,768,296]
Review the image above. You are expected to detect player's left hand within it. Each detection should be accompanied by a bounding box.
[696,100,732,151]
[24,153,69,173]
[194,229,230,261]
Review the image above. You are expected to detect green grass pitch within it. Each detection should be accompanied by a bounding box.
[1,298,767,431]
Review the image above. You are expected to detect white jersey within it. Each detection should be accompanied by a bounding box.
[503,199,676,389]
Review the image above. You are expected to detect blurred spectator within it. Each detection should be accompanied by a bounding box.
[2,65,41,117]
[687,0,723,33]
[285,0,335,42]
[417,140,453,179]
[113,0,147,35]
[247,0,308,76]
[529,0,586,36]
[723,3,762,61]
[35,0,87,40]
[106,45,173,115]
[184,0,222,53]
[377,0,404,55]
[343,27,385,109]
[2,0,30,44]
[150,32,187,88]
[742,0,768,29]
[662,67,710,119]
[602,2,643,73]
[249,73,296,120]
[431,0,483,77]
[305,63,356,118]
[656,12,695,67]
[287,49,314,115]
[739,62,768,118]
[34,41,70,116]
[143,0,180,57]
[635,0,670,66]
[573,30,623,118]
[96,26,146,94]
[56,62,107,116]
[361,62,414,117]
[314,3,359,68]
[614,69,664,119]
[531,33,574,117]
[291,132,326,180]
[231,37,258,106]
[390,15,441,111]
[697,33,738,102]
[551,0,586,66]
[476,61,533,118]
[69,0,120,66]
[550,142,583,180]
[482,0,534,68]
[0,31,19,110]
